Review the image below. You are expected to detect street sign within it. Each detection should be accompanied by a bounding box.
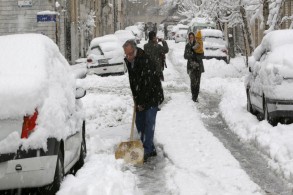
[18,0,32,7]
[37,14,56,22]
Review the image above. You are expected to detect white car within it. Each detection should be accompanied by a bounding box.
[171,24,189,40]
[201,29,229,63]
[246,30,293,125]
[0,34,86,193]
[87,35,126,76]
[175,29,188,43]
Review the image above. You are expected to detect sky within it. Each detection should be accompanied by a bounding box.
[57,39,293,194]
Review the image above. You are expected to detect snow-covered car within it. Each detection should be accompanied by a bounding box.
[134,22,145,31]
[201,29,229,63]
[87,35,126,76]
[125,26,143,43]
[167,25,174,40]
[171,24,189,40]
[175,29,188,43]
[0,34,86,193]
[114,30,138,44]
[246,30,293,125]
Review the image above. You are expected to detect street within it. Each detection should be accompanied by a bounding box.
[56,40,293,195]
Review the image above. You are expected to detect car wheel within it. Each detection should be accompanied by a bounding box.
[224,57,230,64]
[264,98,277,126]
[41,149,64,194]
[246,90,254,114]
[72,121,86,174]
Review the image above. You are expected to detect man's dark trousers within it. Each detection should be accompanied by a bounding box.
[135,106,158,155]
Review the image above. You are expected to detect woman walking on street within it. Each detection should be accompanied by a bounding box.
[184,32,204,102]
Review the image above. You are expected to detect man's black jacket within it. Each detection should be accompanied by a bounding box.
[125,47,164,110]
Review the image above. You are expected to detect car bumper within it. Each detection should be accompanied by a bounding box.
[203,56,228,61]
[175,37,186,42]
[87,62,125,75]
[0,155,57,190]
[0,138,60,190]
[267,99,293,118]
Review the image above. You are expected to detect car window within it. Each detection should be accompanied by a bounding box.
[90,46,103,55]
[259,51,267,62]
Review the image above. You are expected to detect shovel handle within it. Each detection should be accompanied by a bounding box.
[130,104,136,141]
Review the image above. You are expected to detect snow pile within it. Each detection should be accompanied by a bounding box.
[70,63,88,79]
[0,34,78,153]
[58,154,142,195]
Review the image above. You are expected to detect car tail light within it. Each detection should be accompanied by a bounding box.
[222,49,228,54]
[87,58,93,63]
[21,110,38,139]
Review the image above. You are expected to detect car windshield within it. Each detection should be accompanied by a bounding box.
[90,46,103,55]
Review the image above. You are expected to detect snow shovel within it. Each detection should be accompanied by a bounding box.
[115,105,144,165]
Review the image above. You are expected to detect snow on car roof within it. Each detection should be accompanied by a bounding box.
[0,34,53,119]
[253,30,293,62]
[0,33,77,153]
[201,29,223,37]
[99,41,122,52]
[90,34,119,48]
[99,42,124,63]
[125,25,140,32]
[114,30,135,43]
[267,44,293,78]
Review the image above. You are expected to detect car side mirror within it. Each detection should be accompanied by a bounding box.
[76,88,86,99]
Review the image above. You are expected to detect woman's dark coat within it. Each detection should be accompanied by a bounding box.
[184,42,205,74]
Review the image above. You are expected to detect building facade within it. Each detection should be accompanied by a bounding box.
[0,0,126,64]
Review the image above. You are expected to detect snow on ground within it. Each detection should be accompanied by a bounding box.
[58,40,265,194]
[170,39,293,184]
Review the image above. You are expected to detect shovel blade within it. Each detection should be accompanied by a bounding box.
[115,140,144,165]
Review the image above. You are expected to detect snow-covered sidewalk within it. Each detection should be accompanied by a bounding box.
[169,40,293,188]
[156,92,262,194]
